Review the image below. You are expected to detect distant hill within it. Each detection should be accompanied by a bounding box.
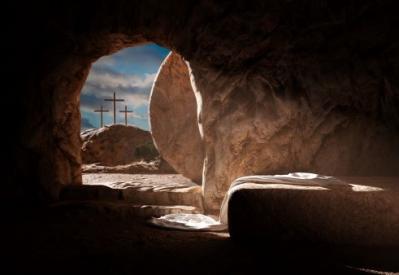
[81,124,158,165]
[81,124,176,174]
[81,125,176,174]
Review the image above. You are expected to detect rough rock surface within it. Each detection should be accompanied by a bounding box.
[8,1,399,213]
[150,52,204,184]
[81,125,158,166]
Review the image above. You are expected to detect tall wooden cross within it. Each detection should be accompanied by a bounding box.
[94,105,109,128]
[119,105,133,126]
[104,92,124,124]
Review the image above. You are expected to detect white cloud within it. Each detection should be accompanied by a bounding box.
[80,95,149,113]
[85,72,156,93]
[81,72,157,110]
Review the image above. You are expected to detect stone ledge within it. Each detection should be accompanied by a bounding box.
[60,173,204,210]
[227,177,399,246]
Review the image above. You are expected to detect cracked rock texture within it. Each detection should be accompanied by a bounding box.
[7,1,399,211]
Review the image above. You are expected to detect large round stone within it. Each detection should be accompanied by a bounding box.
[149,52,204,184]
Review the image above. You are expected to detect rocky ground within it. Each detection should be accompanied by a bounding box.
[2,205,398,275]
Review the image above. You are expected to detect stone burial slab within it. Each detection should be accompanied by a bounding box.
[222,173,399,246]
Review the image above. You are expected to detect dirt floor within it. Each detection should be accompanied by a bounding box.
[2,202,399,275]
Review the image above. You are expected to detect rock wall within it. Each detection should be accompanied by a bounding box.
[192,57,399,210]
[6,1,399,211]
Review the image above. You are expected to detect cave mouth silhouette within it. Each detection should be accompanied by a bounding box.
[78,41,204,177]
[80,43,170,131]
[76,43,206,216]
[79,43,171,173]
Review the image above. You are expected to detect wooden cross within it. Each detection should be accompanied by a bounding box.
[94,105,109,128]
[119,105,133,126]
[104,92,124,124]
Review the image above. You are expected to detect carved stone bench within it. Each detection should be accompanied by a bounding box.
[223,173,399,246]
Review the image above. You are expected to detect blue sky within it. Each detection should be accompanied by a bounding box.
[80,43,170,130]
